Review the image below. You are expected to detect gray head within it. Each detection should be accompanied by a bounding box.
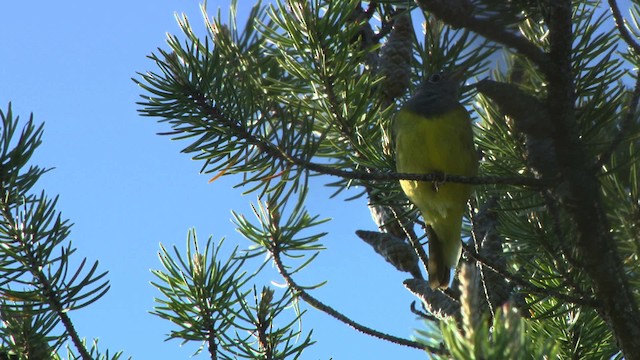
[403,69,466,117]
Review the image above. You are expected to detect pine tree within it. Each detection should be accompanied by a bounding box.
[135,0,640,358]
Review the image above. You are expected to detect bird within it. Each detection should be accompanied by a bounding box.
[394,68,478,289]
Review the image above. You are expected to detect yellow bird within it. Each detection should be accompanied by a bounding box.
[394,69,478,289]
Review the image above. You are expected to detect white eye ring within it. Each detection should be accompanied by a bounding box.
[429,73,442,82]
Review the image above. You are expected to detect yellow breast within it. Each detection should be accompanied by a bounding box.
[394,106,478,218]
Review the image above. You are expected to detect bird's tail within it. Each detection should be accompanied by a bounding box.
[426,214,464,289]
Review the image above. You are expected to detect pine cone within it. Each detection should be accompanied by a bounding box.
[379,11,413,101]
[404,278,461,321]
[356,230,423,279]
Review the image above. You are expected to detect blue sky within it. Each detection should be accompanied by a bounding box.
[1,1,429,359]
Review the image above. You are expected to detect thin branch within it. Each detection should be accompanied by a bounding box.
[410,301,438,321]
[0,201,92,360]
[413,0,552,76]
[269,243,441,353]
[468,199,502,320]
[389,206,429,275]
[540,191,587,275]
[608,0,640,55]
[462,243,599,308]
[203,314,218,359]
[187,89,550,188]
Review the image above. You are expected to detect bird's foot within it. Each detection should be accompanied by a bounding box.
[431,171,446,192]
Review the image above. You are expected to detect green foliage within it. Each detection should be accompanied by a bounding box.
[471,2,638,359]
[440,304,560,360]
[60,340,125,360]
[0,104,119,359]
[150,231,314,359]
[14,0,640,357]
[151,233,249,349]
[136,0,640,358]
[232,188,328,269]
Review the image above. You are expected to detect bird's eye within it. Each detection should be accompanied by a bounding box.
[429,73,442,82]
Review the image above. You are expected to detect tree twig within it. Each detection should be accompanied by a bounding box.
[413,0,552,76]
[462,243,599,308]
[186,89,551,188]
[389,206,429,276]
[608,0,640,55]
[269,241,441,353]
[0,200,93,360]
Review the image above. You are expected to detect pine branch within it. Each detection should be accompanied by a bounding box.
[182,85,549,188]
[269,240,437,353]
[0,105,111,359]
[413,0,552,75]
[546,3,640,357]
[608,0,640,55]
[475,80,552,138]
[476,79,559,178]
[0,201,97,360]
[151,234,257,358]
[462,243,598,309]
